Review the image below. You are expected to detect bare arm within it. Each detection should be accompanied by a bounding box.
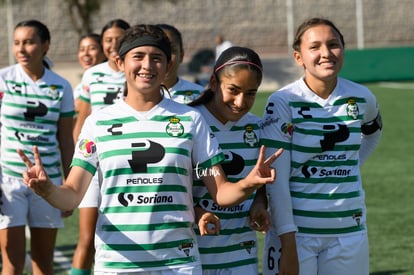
[18,146,93,211]
[278,232,299,275]
[202,146,283,207]
[249,186,271,233]
[57,116,74,178]
[73,100,91,142]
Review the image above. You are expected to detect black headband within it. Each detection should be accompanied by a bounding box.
[118,35,171,62]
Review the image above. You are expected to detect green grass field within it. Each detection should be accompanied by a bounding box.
[50,82,414,274]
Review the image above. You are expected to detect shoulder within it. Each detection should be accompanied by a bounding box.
[176,78,205,91]
[338,77,376,99]
[266,79,302,103]
[45,69,71,86]
[83,62,109,77]
[0,64,17,77]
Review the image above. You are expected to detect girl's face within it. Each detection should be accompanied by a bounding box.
[102,26,126,65]
[163,30,183,83]
[13,26,49,68]
[117,45,171,96]
[78,37,105,70]
[293,24,344,84]
[208,68,259,124]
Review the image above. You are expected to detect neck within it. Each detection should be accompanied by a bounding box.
[162,76,179,89]
[125,88,163,112]
[108,60,119,72]
[21,64,45,81]
[304,76,337,99]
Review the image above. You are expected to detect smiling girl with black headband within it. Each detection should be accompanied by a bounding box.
[17,24,283,274]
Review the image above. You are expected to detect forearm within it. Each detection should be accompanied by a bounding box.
[215,182,257,207]
[58,117,75,178]
[43,183,83,211]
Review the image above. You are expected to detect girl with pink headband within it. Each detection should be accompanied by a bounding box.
[17,26,281,274]
[189,46,269,274]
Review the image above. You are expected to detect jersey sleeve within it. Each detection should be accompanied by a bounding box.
[78,68,93,104]
[191,111,224,168]
[71,115,98,175]
[261,91,298,236]
[59,78,75,118]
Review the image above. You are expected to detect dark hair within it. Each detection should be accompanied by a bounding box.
[118,24,172,97]
[292,17,345,51]
[78,33,102,50]
[101,19,130,37]
[156,24,183,55]
[189,46,263,107]
[118,24,172,62]
[15,20,51,68]
[15,19,50,44]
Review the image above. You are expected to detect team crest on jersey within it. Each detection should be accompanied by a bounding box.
[353,211,363,226]
[182,90,196,104]
[78,139,96,158]
[281,122,294,137]
[178,241,194,256]
[166,117,184,137]
[243,125,258,147]
[240,240,256,254]
[47,85,60,100]
[346,98,359,119]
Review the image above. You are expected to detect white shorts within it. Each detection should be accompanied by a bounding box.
[0,176,63,229]
[93,265,202,275]
[262,230,369,275]
[202,263,258,275]
[78,172,100,208]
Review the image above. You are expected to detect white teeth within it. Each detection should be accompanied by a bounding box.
[138,74,153,79]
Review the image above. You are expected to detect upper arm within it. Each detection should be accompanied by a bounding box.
[73,100,91,142]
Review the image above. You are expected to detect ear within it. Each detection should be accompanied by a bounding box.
[179,49,184,63]
[209,74,218,91]
[115,55,124,72]
[42,40,50,56]
[293,50,304,67]
[166,59,173,73]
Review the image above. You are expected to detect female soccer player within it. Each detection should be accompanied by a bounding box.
[18,24,281,275]
[261,17,382,275]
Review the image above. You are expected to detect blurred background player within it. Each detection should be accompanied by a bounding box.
[157,23,204,104]
[70,19,130,275]
[0,19,74,275]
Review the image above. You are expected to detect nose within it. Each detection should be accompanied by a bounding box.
[141,55,152,70]
[233,93,245,109]
[15,43,25,53]
[320,44,332,58]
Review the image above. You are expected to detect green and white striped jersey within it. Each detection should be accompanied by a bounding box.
[79,62,125,112]
[0,64,74,180]
[73,98,224,273]
[193,105,261,271]
[261,77,381,237]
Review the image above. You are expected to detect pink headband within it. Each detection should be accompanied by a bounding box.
[214,60,263,73]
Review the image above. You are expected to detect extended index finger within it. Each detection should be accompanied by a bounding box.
[31,145,43,167]
[264,148,284,166]
[17,145,42,169]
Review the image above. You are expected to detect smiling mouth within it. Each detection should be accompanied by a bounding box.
[138,73,154,79]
